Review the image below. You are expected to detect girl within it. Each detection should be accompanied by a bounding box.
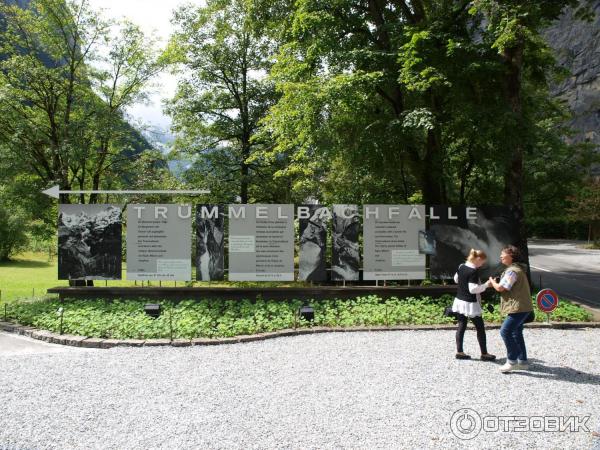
[453,249,496,361]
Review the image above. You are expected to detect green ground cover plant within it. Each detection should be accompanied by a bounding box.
[2,295,592,340]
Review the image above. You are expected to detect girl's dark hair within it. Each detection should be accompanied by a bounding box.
[501,245,521,261]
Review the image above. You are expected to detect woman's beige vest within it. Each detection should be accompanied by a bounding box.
[500,264,533,314]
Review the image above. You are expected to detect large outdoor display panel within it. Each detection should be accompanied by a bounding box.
[429,206,521,279]
[126,204,192,281]
[331,204,360,281]
[298,205,330,281]
[196,204,225,281]
[228,204,294,281]
[56,202,523,284]
[58,204,122,280]
[363,205,426,280]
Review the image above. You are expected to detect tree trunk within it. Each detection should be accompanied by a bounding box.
[421,128,446,205]
[421,93,446,205]
[59,182,71,204]
[459,150,474,204]
[240,142,250,203]
[89,173,101,204]
[78,172,86,204]
[502,43,531,280]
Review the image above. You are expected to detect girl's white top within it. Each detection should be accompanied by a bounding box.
[451,261,490,318]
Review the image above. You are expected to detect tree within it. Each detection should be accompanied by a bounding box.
[469,0,593,261]
[0,190,29,261]
[253,0,519,205]
[83,20,164,204]
[568,179,600,244]
[166,0,285,204]
[0,0,108,202]
[254,0,593,222]
[0,0,162,207]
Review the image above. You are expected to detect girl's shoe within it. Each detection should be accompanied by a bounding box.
[481,353,496,361]
[455,353,472,360]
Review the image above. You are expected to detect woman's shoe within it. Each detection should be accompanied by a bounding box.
[515,360,529,370]
[481,353,496,361]
[500,361,517,373]
[455,353,472,360]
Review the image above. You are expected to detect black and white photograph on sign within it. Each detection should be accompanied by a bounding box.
[332,204,360,281]
[196,204,225,281]
[298,205,330,281]
[429,206,522,279]
[418,230,436,255]
[58,204,122,280]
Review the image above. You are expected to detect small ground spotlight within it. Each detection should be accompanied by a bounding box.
[298,305,314,322]
[144,303,161,318]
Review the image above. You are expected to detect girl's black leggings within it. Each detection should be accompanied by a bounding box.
[456,314,488,354]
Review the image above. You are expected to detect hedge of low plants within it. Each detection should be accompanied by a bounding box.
[2,294,592,340]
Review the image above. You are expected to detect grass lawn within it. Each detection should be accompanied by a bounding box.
[581,243,600,250]
[0,252,310,302]
[0,252,68,302]
[0,252,174,302]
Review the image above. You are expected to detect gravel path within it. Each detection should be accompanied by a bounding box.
[1,328,599,450]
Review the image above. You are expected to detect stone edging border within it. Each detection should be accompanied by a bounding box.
[1,321,600,349]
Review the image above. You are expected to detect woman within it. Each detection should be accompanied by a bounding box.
[452,249,496,361]
[489,245,533,373]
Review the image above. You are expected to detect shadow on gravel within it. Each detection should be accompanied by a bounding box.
[506,363,600,386]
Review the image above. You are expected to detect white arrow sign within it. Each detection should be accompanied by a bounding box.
[42,185,210,199]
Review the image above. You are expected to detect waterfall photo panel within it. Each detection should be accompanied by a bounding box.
[331,204,360,281]
[428,206,523,280]
[58,204,123,280]
[298,205,330,281]
[196,204,225,281]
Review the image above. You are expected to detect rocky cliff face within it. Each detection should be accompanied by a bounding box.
[546,1,600,176]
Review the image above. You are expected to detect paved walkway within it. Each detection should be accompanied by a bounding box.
[0,331,88,356]
[529,239,600,309]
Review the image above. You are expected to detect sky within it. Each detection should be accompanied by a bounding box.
[88,0,203,138]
